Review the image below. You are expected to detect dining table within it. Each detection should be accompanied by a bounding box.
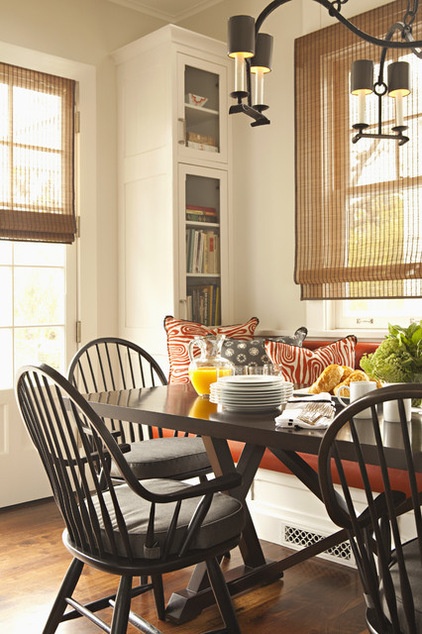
[87,383,422,624]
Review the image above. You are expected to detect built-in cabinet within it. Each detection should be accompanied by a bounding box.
[113,25,232,362]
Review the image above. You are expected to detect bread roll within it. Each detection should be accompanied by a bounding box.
[333,369,370,396]
[308,364,344,394]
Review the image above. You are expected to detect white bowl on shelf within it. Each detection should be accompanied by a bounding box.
[187,93,208,107]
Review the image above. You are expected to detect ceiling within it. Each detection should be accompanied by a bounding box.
[106,0,225,22]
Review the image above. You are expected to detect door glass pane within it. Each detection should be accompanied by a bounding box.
[14,326,64,371]
[0,241,67,389]
[14,267,64,326]
[0,267,12,326]
[14,241,64,266]
[0,329,13,389]
[185,173,221,326]
[185,65,220,154]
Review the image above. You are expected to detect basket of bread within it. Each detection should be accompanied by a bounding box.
[307,364,381,397]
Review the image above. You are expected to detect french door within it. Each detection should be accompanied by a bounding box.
[0,240,77,507]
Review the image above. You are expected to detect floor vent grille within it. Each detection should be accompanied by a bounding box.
[283,524,353,565]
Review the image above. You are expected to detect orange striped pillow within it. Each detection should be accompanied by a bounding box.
[265,336,356,388]
[164,315,259,384]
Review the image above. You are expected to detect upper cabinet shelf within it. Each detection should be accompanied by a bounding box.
[185,103,219,116]
[178,55,228,164]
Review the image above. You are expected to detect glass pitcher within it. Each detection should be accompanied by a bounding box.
[188,334,234,397]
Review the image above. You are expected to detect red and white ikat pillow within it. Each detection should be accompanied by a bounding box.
[265,335,357,388]
[164,315,259,384]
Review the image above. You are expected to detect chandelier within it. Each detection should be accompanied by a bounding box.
[228,0,422,141]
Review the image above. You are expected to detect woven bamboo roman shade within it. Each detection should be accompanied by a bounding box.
[0,63,76,243]
[295,1,422,300]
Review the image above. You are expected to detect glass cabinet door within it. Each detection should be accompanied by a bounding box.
[179,165,228,326]
[177,54,228,163]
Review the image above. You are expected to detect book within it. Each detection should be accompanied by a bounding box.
[186,205,218,224]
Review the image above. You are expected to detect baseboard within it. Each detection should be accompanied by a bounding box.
[247,467,357,568]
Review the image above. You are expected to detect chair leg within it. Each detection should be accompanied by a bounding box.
[151,574,166,620]
[43,558,84,634]
[110,575,133,634]
[206,557,241,634]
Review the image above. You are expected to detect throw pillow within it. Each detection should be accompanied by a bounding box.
[164,315,259,384]
[221,327,308,369]
[264,335,357,388]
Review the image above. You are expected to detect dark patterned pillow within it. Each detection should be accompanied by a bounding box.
[221,327,307,369]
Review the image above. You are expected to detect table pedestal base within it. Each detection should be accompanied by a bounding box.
[165,528,347,624]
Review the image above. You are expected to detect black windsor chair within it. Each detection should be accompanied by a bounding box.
[15,363,244,634]
[318,383,422,634]
[67,337,211,482]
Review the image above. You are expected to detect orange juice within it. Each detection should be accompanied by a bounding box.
[189,366,232,396]
[189,397,218,418]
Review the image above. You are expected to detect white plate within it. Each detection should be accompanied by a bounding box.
[210,388,292,400]
[217,375,286,386]
[210,394,283,405]
[218,403,283,412]
[210,387,290,398]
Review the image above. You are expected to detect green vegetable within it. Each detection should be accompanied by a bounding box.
[360,321,422,384]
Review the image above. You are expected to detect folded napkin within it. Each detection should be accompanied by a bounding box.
[275,393,335,430]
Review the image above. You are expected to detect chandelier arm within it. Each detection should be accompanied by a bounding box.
[405,0,419,26]
[403,30,422,58]
[317,0,422,49]
[256,0,292,32]
[378,23,407,84]
[255,0,422,49]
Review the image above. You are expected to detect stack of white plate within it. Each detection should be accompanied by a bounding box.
[209,375,294,412]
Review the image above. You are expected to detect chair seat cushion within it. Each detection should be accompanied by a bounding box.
[110,436,210,479]
[381,538,422,633]
[92,479,244,559]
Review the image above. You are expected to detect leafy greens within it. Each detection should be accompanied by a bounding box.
[360,321,422,383]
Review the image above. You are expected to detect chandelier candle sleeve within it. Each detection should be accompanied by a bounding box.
[388,61,410,129]
[351,59,374,127]
[250,33,273,109]
[227,15,255,98]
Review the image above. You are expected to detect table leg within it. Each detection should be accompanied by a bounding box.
[165,439,349,624]
[165,438,279,624]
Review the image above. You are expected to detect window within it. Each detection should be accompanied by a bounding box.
[295,1,422,304]
[0,63,76,243]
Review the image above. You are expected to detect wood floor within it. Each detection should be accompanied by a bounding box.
[1,498,368,633]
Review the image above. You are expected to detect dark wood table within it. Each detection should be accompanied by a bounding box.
[87,384,422,624]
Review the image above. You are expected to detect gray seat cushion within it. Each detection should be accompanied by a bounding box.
[110,436,210,479]
[381,538,422,633]
[92,479,244,559]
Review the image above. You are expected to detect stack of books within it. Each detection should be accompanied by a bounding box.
[187,284,220,326]
[186,205,218,224]
[186,228,220,274]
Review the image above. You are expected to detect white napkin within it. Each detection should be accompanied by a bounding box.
[275,392,335,430]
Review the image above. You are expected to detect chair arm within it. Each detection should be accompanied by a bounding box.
[141,472,243,504]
